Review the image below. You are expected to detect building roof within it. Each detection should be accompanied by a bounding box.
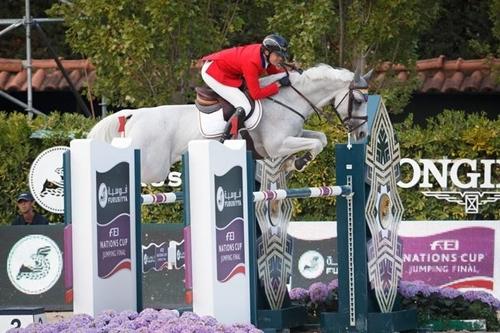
[0,58,95,92]
[1,56,499,94]
[374,55,500,94]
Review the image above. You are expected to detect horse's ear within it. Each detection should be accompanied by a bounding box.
[354,66,361,83]
[363,69,373,82]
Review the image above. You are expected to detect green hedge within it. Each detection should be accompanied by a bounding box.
[395,110,499,220]
[291,109,499,221]
[0,112,97,225]
[0,109,498,225]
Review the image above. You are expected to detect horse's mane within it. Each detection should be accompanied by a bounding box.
[259,63,353,87]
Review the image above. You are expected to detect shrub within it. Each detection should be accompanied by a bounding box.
[290,279,500,331]
[6,308,262,333]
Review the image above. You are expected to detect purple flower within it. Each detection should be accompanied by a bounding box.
[399,280,436,297]
[327,279,338,292]
[200,315,219,327]
[120,310,139,320]
[463,290,484,302]
[180,311,200,321]
[100,309,118,318]
[136,308,159,323]
[309,282,329,303]
[289,287,309,301]
[438,287,462,299]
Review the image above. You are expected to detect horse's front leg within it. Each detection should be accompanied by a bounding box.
[301,130,327,148]
[269,136,324,172]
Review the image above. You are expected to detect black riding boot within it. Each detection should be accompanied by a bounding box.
[220,107,245,142]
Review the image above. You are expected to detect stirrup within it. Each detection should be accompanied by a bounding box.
[219,121,233,143]
[219,107,245,143]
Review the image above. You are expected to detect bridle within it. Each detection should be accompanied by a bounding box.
[267,68,368,134]
[330,85,369,133]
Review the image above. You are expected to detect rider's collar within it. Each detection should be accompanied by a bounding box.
[261,51,269,69]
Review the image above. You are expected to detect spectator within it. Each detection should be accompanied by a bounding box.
[11,192,49,225]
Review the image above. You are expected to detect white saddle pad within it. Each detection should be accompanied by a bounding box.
[198,100,262,138]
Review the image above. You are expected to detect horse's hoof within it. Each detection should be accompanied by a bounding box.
[294,152,313,172]
[294,158,310,172]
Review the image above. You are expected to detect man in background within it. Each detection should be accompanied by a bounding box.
[11,192,49,225]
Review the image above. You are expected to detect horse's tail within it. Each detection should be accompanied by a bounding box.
[87,111,132,143]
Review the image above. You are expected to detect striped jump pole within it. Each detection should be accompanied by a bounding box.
[141,185,351,206]
[141,192,183,205]
[253,185,351,202]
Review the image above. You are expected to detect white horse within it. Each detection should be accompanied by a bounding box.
[88,64,371,184]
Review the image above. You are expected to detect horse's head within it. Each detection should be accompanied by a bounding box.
[330,66,372,141]
[290,64,372,141]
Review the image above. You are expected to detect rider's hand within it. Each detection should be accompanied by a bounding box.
[278,76,291,87]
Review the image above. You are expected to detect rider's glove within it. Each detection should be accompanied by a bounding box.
[278,76,291,87]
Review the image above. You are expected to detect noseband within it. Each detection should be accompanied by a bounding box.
[331,88,368,133]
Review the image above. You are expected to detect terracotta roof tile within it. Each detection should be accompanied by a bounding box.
[3,56,498,95]
[5,70,26,91]
[375,56,500,94]
[0,58,96,92]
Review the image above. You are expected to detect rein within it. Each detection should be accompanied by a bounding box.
[266,96,306,121]
[267,67,322,123]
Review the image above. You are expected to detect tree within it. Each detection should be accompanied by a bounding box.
[264,0,440,67]
[491,0,500,55]
[264,0,440,113]
[416,0,500,59]
[49,0,243,107]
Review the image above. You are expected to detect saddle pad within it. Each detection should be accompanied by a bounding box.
[197,100,262,138]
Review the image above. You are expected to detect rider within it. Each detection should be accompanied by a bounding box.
[200,34,292,141]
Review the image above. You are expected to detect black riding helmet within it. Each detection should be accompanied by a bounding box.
[262,34,289,60]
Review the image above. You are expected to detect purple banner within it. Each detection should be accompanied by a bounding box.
[97,214,132,278]
[216,218,245,282]
[401,227,494,290]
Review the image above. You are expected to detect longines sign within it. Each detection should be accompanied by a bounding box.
[398,158,500,214]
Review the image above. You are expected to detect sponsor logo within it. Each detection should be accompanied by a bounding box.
[398,158,500,214]
[216,186,225,212]
[29,146,69,214]
[7,235,63,295]
[98,183,108,208]
[216,186,242,212]
[97,183,129,207]
[298,250,325,279]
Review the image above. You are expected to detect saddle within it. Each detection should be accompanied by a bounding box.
[194,86,262,159]
[195,86,255,121]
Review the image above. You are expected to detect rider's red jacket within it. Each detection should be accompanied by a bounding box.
[202,43,284,100]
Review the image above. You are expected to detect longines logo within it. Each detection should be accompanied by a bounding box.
[7,235,63,295]
[298,250,325,279]
[29,146,69,214]
[398,158,500,214]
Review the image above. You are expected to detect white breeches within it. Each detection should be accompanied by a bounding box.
[201,61,251,115]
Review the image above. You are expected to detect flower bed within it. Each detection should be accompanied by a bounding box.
[7,308,262,333]
[289,279,500,331]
